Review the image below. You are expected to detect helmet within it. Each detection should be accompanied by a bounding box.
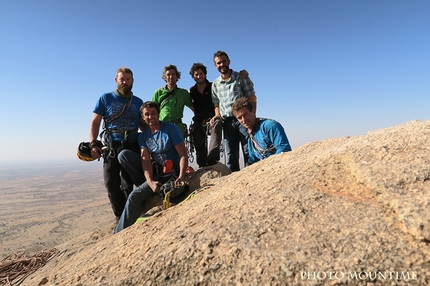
[77,141,102,162]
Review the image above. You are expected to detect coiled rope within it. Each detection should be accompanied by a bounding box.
[0,248,59,286]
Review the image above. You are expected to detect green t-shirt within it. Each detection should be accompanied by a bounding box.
[151,86,193,130]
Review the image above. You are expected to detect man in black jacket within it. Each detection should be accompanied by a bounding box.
[189,63,222,167]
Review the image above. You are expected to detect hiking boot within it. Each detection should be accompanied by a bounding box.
[112,217,120,234]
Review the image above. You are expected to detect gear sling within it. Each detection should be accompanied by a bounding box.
[99,95,134,158]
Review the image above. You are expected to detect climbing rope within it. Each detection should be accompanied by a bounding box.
[179,184,214,205]
[0,248,59,286]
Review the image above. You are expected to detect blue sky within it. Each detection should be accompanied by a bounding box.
[0,1,429,165]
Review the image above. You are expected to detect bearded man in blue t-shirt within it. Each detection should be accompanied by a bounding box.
[90,67,146,220]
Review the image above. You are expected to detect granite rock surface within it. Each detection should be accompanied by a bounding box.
[22,120,430,285]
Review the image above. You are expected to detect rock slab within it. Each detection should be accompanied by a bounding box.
[22,120,430,285]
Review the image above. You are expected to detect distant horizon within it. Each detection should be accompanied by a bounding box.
[0,158,100,170]
[2,1,429,165]
[0,155,201,170]
[1,118,428,167]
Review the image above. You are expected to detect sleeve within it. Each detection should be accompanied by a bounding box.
[184,90,193,108]
[247,139,258,165]
[151,89,160,104]
[170,124,185,146]
[211,82,219,105]
[268,121,292,153]
[241,77,256,98]
[93,93,107,116]
[138,132,147,150]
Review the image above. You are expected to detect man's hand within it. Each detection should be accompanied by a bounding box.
[91,146,102,159]
[239,69,249,78]
[148,181,161,193]
[174,176,185,187]
[210,115,222,125]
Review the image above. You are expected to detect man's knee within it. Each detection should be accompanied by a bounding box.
[128,185,151,205]
[117,149,131,164]
[213,118,222,127]
[210,119,222,132]
[118,149,141,166]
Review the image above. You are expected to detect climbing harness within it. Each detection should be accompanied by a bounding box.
[99,95,133,158]
[99,129,137,158]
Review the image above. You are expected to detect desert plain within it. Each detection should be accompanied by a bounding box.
[1,121,430,285]
[0,161,113,260]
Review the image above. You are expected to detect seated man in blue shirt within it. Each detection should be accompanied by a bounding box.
[115,101,188,233]
[232,97,292,165]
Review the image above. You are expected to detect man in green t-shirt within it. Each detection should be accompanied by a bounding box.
[152,64,194,137]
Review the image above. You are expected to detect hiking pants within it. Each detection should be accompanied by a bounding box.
[192,119,222,167]
[222,116,249,172]
[103,141,139,219]
[114,181,154,233]
[117,150,146,187]
[115,151,178,233]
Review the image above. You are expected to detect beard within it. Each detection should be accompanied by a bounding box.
[195,77,206,85]
[217,65,230,74]
[118,83,133,95]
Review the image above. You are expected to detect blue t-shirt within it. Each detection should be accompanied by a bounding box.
[248,118,292,164]
[93,91,143,142]
[138,122,184,166]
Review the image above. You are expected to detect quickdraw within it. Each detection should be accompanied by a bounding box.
[185,121,195,163]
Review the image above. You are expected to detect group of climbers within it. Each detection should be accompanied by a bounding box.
[79,51,292,233]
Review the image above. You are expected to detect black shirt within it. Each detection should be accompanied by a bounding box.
[189,79,215,122]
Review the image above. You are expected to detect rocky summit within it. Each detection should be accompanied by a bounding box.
[22,120,430,285]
